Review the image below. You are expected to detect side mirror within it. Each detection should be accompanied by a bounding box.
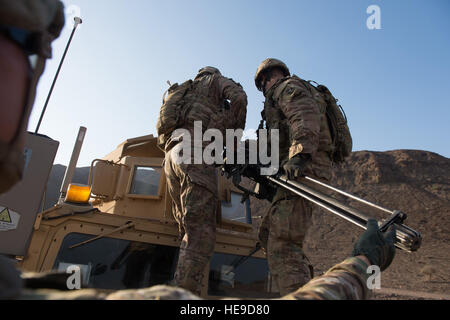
[90,161,121,200]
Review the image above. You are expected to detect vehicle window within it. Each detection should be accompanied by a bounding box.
[129,166,161,196]
[53,233,178,290]
[208,252,278,298]
[221,192,251,224]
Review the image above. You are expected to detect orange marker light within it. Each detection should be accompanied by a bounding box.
[65,184,91,203]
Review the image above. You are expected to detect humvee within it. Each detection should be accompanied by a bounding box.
[18,134,278,298]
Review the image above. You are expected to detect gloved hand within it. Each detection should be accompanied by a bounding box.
[351,219,396,271]
[282,153,311,180]
[254,182,277,202]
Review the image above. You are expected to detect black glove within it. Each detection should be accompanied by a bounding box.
[282,153,311,180]
[254,182,277,202]
[351,219,396,271]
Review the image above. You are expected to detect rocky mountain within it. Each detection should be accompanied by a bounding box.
[249,149,450,298]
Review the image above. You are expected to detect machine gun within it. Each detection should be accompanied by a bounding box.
[221,162,422,253]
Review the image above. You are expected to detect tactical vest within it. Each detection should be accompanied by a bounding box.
[0,0,64,193]
[262,75,352,163]
[261,91,291,162]
[156,80,193,151]
[262,75,333,162]
[156,74,228,151]
[182,74,228,133]
[308,82,353,163]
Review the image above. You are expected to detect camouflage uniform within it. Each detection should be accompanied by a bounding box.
[258,72,333,296]
[162,68,247,295]
[0,0,65,193]
[11,256,371,300]
[0,1,64,299]
[283,257,370,300]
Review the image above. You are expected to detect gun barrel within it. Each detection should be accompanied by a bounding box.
[394,223,422,252]
[267,176,368,228]
[303,176,394,215]
[267,176,422,252]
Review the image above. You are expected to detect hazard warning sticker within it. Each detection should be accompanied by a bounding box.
[0,206,20,231]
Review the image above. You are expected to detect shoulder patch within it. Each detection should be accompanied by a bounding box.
[277,81,310,101]
[272,80,290,100]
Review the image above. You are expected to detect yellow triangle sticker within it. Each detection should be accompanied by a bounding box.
[0,207,12,223]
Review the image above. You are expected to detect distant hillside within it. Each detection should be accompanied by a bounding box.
[249,149,450,298]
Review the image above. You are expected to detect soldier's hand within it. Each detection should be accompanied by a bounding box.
[351,219,396,271]
[282,154,311,180]
[254,182,276,202]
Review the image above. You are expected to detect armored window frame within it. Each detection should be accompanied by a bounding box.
[123,157,165,200]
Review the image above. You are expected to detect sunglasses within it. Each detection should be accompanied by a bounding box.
[1,25,41,76]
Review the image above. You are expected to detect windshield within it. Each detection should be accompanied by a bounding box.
[53,232,178,289]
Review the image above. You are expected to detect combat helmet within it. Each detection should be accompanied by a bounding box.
[254,58,290,91]
[195,66,221,80]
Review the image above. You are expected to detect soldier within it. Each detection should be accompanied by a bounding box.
[0,0,65,194]
[254,58,339,296]
[0,0,65,299]
[159,67,247,295]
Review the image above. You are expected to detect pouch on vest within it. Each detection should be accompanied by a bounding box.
[156,80,193,151]
[305,81,353,163]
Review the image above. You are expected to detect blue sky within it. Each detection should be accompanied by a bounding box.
[28,0,450,166]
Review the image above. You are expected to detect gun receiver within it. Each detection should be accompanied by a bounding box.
[222,164,422,253]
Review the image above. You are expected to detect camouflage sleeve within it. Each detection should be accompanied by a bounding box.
[282,257,370,300]
[276,81,321,158]
[218,76,247,130]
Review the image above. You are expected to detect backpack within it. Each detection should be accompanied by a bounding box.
[306,80,353,163]
[156,80,193,151]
